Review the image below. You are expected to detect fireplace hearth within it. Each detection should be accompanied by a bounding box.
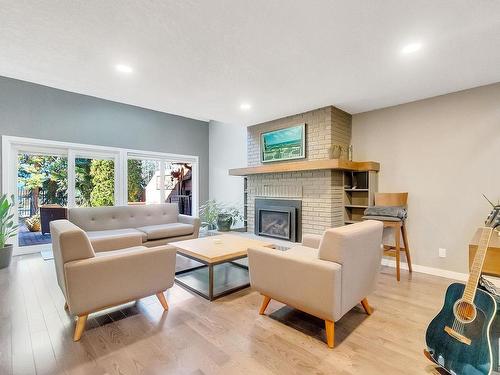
[255,198,301,242]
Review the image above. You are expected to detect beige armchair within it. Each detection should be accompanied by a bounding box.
[50,219,177,341]
[247,220,383,348]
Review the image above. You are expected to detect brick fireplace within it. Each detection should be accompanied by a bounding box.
[245,106,352,241]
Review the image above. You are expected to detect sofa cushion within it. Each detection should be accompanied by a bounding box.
[68,203,179,232]
[137,223,194,240]
[95,246,148,257]
[86,228,147,242]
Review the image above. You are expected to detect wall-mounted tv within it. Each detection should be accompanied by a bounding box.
[260,123,306,163]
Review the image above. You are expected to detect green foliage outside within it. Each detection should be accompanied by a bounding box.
[89,160,115,207]
[18,154,119,209]
[127,159,158,203]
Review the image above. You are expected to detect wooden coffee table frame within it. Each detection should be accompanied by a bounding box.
[175,253,250,301]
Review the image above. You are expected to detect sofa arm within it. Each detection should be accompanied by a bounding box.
[247,247,342,321]
[178,214,201,237]
[302,234,323,249]
[64,245,176,316]
[90,234,143,252]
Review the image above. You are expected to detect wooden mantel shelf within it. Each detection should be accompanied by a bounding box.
[229,159,380,176]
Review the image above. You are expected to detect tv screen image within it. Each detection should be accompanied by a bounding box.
[261,124,305,163]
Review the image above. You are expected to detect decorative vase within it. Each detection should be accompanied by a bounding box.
[0,244,13,269]
[217,214,233,232]
[329,145,342,159]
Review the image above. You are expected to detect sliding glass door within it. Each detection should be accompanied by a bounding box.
[4,136,199,254]
[17,151,68,247]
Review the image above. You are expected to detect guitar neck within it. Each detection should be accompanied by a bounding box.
[463,227,493,303]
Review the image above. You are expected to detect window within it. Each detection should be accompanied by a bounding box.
[75,157,115,207]
[127,159,160,204]
[3,136,199,254]
[17,152,68,247]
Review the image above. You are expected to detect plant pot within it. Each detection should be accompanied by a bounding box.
[0,244,13,269]
[217,214,233,232]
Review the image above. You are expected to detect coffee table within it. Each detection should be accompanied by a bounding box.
[170,234,274,300]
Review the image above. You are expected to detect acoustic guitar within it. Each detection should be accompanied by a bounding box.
[425,205,500,375]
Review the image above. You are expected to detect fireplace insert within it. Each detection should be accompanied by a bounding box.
[255,198,301,242]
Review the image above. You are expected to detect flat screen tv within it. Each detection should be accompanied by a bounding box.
[260,123,306,163]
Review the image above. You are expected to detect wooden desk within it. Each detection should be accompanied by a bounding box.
[469,228,500,277]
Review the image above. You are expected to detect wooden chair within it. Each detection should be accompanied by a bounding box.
[372,192,412,281]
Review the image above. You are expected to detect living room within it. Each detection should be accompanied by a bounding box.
[0,2,499,375]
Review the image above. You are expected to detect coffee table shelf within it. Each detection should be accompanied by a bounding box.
[171,234,273,301]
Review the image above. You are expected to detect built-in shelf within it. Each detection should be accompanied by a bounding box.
[344,204,368,209]
[343,170,378,225]
[229,159,380,176]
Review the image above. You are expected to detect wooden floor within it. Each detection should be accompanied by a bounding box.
[0,254,451,375]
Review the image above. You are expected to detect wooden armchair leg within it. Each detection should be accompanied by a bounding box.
[73,314,88,342]
[156,292,169,311]
[259,295,271,315]
[325,320,335,348]
[361,298,373,315]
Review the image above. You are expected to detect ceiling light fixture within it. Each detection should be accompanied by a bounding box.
[240,103,252,111]
[401,42,422,54]
[115,64,133,73]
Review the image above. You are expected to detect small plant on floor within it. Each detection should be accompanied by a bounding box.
[199,200,243,232]
[0,194,18,269]
[25,213,41,232]
[216,204,243,232]
[199,199,221,230]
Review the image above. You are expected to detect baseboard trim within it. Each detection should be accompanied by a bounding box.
[381,258,469,281]
[381,258,500,287]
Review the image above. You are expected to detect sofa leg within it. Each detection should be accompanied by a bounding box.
[156,292,169,311]
[259,295,271,315]
[325,320,335,348]
[361,298,373,315]
[73,315,88,342]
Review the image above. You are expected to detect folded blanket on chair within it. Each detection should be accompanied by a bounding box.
[363,206,407,220]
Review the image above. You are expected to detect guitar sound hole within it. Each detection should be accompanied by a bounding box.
[453,300,477,323]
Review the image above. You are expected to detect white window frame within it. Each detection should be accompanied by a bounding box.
[2,135,200,255]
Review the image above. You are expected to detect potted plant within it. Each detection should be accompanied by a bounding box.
[216,205,243,232]
[199,200,243,232]
[199,200,221,230]
[0,194,18,269]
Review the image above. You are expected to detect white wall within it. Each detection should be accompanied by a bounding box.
[352,83,500,274]
[208,120,247,221]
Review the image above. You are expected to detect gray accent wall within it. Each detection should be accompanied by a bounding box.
[0,76,209,204]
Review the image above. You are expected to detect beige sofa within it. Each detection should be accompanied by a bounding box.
[68,203,200,249]
[50,219,176,341]
[247,220,384,348]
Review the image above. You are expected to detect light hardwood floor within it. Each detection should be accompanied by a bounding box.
[0,254,450,375]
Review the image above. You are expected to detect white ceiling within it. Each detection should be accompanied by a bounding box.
[1,1,499,125]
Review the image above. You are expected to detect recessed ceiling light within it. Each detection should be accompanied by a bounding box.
[115,64,133,73]
[401,42,422,54]
[240,103,252,111]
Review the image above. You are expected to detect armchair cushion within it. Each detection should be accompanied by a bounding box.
[301,234,323,249]
[248,246,342,321]
[318,220,383,316]
[64,245,176,316]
